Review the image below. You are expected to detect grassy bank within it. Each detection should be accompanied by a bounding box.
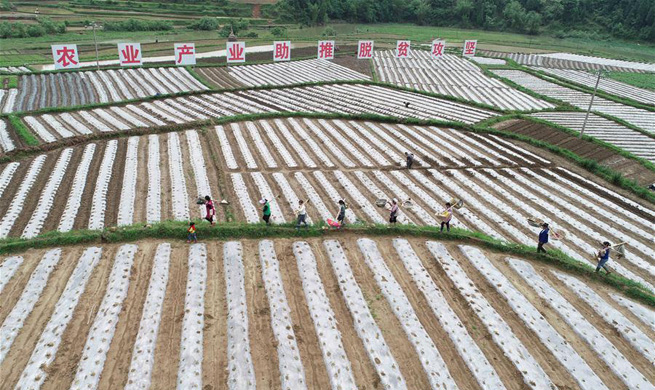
[0,220,652,306]
[606,72,655,90]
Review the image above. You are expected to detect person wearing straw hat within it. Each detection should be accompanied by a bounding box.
[389,198,399,226]
[439,202,453,232]
[595,241,612,274]
[537,223,549,253]
[260,198,272,225]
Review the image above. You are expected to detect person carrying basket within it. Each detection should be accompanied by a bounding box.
[595,241,612,274]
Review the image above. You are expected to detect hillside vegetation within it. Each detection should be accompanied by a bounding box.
[274,0,655,41]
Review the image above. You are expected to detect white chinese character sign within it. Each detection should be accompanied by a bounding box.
[51,44,80,70]
[118,43,142,66]
[395,40,411,58]
[273,41,291,62]
[174,43,196,66]
[317,40,335,60]
[227,41,246,63]
[462,40,477,57]
[357,40,374,59]
[431,40,446,59]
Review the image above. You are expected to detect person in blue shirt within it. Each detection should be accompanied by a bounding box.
[537,223,549,253]
[595,241,612,274]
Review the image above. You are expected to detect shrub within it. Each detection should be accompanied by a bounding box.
[271,26,286,37]
[218,18,250,37]
[103,19,173,32]
[189,17,219,31]
[321,26,336,37]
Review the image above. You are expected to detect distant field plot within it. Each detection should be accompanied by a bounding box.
[198,59,370,88]
[374,50,554,111]
[539,53,655,73]
[482,51,655,73]
[530,112,655,162]
[0,67,30,74]
[492,69,655,133]
[16,84,496,145]
[533,68,655,105]
[0,67,207,113]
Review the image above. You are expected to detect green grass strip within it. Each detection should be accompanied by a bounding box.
[7,114,39,146]
[0,221,651,306]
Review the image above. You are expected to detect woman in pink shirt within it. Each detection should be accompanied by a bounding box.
[204,195,216,226]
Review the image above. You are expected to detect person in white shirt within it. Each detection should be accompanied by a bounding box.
[295,199,309,229]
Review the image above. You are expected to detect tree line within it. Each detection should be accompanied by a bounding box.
[273,0,655,41]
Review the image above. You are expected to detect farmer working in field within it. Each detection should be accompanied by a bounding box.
[389,198,399,226]
[295,199,309,229]
[595,241,612,274]
[439,202,453,232]
[336,199,347,229]
[537,223,549,253]
[405,152,414,169]
[260,199,272,225]
[204,195,216,226]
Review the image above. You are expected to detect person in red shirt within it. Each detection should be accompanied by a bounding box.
[204,195,216,226]
[187,222,197,243]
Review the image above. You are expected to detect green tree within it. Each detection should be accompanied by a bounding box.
[503,0,527,32]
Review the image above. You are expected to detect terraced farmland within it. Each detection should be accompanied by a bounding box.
[492,69,655,133]
[0,66,30,74]
[373,50,554,111]
[1,119,653,290]
[533,68,655,106]
[1,238,653,389]
[0,118,17,154]
[15,84,496,145]
[0,67,207,113]
[481,51,655,73]
[529,112,655,162]
[198,59,370,88]
[1,46,655,390]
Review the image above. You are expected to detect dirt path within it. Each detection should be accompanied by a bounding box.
[148,243,188,389]
[273,239,333,389]
[97,243,157,389]
[41,245,116,390]
[203,241,229,390]
[0,247,83,387]
[486,252,630,389]
[337,237,433,389]
[72,141,105,231]
[241,240,282,389]
[306,239,382,389]
[103,138,128,228]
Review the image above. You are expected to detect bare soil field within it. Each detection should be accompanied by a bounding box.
[1,118,653,291]
[495,119,655,185]
[0,237,652,389]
